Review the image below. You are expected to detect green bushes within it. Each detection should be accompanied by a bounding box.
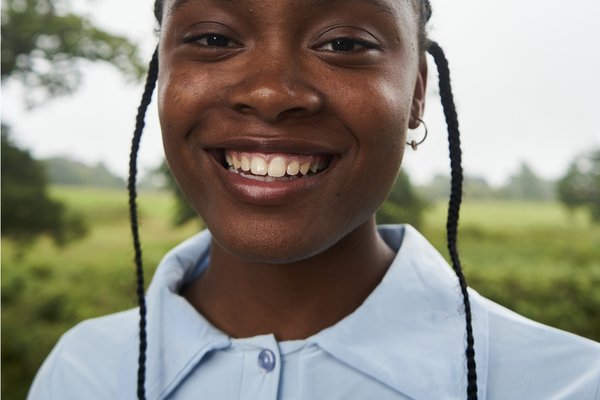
[421,201,600,340]
[2,189,598,399]
[1,187,199,399]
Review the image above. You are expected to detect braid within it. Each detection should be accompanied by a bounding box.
[128,47,159,400]
[427,41,478,400]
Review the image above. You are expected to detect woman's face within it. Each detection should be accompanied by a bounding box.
[158,0,426,263]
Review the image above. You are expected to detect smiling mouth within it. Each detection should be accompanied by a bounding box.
[218,149,332,182]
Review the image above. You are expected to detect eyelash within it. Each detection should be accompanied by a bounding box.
[183,34,378,53]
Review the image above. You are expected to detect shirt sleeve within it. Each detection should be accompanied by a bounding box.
[27,312,137,400]
[484,297,600,399]
[27,336,63,400]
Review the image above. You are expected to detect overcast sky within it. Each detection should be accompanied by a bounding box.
[3,0,600,185]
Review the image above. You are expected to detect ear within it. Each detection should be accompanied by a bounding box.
[409,54,428,129]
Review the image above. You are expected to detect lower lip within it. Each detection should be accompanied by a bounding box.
[211,155,334,206]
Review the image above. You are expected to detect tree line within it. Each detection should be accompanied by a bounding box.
[3,135,599,249]
[420,163,557,202]
[2,0,599,250]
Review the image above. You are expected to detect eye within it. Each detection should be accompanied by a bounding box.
[312,32,383,67]
[183,33,235,48]
[318,37,377,52]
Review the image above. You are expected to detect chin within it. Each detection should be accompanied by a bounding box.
[208,212,370,264]
[209,225,332,265]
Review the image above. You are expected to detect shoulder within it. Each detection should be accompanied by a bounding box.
[27,230,212,400]
[474,293,600,399]
[28,309,138,400]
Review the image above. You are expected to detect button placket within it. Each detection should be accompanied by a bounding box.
[236,335,282,400]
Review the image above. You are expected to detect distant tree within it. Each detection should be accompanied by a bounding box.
[500,162,555,201]
[42,156,125,187]
[417,173,450,202]
[463,176,497,199]
[1,0,144,106]
[1,0,143,243]
[1,126,87,247]
[418,173,500,201]
[557,149,600,222]
[1,5,143,399]
[377,171,428,229]
[158,162,201,226]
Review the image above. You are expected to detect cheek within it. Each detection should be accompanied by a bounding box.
[336,76,412,214]
[158,72,185,148]
[158,73,205,207]
[157,67,219,174]
[339,75,411,169]
[158,71,201,137]
[331,69,411,141]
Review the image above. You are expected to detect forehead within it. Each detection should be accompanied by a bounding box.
[166,0,413,19]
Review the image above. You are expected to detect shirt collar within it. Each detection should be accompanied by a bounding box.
[138,225,489,400]
[144,230,231,399]
[313,225,489,399]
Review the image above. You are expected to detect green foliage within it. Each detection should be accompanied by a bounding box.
[419,163,555,202]
[2,188,599,398]
[419,174,501,201]
[421,174,514,201]
[1,187,199,399]
[421,200,600,340]
[1,0,144,105]
[463,176,497,200]
[557,149,600,222]
[159,161,203,226]
[42,156,125,187]
[1,127,87,248]
[377,170,427,229]
[418,174,450,201]
[500,162,555,201]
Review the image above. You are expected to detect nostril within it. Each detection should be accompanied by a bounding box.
[234,104,253,114]
[226,79,323,122]
[282,107,311,119]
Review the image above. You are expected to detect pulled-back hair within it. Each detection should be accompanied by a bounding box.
[130,1,478,399]
[153,0,432,49]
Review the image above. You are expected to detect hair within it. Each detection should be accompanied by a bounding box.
[128,1,477,399]
[128,47,158,400]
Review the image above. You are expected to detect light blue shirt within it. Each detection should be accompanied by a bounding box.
[28,225,600,399]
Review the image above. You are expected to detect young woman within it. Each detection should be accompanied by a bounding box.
[29,1,600,399]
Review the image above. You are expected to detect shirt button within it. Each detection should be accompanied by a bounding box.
[258,349,276,372]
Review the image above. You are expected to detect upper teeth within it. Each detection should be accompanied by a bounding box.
[225,151,327,178]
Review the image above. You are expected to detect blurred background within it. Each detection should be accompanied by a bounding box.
[2,0,599,398]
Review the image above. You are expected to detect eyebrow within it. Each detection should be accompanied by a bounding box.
[168,0,396,17]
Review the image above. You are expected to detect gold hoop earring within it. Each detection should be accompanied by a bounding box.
[407,117,428,151]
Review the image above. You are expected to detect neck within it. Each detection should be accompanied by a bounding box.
[182,219,395,341]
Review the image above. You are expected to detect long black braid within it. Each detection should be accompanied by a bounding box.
[128,47,158,400]
[427,41,478,399]
[128,2,477,399]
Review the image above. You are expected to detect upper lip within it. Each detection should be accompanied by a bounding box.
[203,137,344,156]
[198,127,349,156]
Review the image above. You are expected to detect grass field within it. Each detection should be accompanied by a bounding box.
[421,200,600,344]
[2,186,599,399]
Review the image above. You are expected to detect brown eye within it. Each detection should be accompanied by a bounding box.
[331,38,359,51]
[184,33,233,47]
[319,37,376,52]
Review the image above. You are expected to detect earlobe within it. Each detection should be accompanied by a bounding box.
[409,55,428,129]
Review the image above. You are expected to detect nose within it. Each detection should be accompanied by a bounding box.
[224,59,323,123]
